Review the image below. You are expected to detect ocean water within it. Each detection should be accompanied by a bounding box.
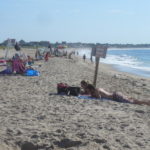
[77,48,150,78]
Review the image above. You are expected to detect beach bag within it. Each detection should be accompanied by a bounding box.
[57,83,69,94]
[25,69,40,76]
[67,86,80,96]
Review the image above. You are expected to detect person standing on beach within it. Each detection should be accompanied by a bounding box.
[83,54,86,62]
[14,42,21,51]
[54,47,59,56]
[48,42,52,54]
[90,55,93,62]
[91,44,96,63]
[44,52,50,61]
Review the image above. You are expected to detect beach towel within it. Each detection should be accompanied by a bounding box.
[112,92,132,103]
[78,95,131,103]
[0,60,6,63]
[0,60,6,66]
[0,69,12,75]
[78,95,109,101]
[24,69,40,76]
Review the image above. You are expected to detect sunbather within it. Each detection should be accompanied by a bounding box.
[80,81,150,106]
[80,80,89,94]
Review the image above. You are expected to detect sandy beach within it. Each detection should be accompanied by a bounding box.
[0,48,150,150]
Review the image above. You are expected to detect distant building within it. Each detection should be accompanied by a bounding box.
[19,40,26,46]
[39,41,50,47]
[28,41,39,47]
[2,38,16,46]
[62,41,67,45]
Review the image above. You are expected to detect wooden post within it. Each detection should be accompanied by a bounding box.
[93,57,100,87]
[90,50,93,62]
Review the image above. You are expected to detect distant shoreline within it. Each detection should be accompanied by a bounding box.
[74,47,150,78]
[108,47,150,50]
[72,47,150,51]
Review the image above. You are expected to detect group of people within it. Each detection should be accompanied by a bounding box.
[80,80,150,106]
[35,48,68,62]
[0,53,36,75]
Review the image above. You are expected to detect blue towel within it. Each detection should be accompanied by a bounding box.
[25,69,40,76]
[0,69,12,75]
[78,95,131,103]
[78,95,110,101]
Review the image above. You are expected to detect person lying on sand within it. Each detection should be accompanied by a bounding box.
[80,80,89,94]
[80,80,150,106]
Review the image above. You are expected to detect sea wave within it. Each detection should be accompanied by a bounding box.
[77,49,150,74]
[102,54,150,72]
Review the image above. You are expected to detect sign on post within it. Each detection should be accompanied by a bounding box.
[91,46,96,56]
[96,45,107,58]
[93,45,107,87]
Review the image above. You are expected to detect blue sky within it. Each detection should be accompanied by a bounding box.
[0,0,150,43]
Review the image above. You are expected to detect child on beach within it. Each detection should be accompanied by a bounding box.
[27,55,34,65]
[44,52,50,61]
[80,80,150,106]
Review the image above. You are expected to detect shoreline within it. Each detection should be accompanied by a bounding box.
[74,48,150,78]
[101,62,150,80]
[112,64,150,78]
[108,47,150,50]
[82,56,150,79]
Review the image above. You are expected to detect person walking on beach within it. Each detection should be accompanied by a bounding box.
[48,42,53,54]
[83,54,86,62]
[54,47,59,56]
[90,50,93,62]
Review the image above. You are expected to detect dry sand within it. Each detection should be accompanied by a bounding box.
[0,48,150,150]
